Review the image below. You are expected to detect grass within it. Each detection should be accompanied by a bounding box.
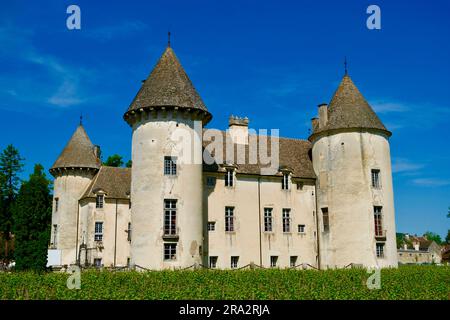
[0,265,448,300]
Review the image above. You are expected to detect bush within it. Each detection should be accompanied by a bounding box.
[0,265,448,300]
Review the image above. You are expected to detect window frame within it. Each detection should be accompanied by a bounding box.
[94,221,103,241]
[225,206,235,232]
[225,169,234,187]
[371,169,381,189]
[209,256,218,269]
[282,208,291,233]
[164,243,177,261]
[163,199,177,236]
[96,194,104,209]
[376,243,385,258]
[231,256,239,269]
[164,156,177,176]
[270,256,278,268]
[264,208,273,232]
[290,256,298,267]
[207,221,216,231]
[374,206,383,237]
[322,208,329,232]
[127,222,132,242]
[54,197,59,212]
[282,173,289,190]
[298,224,306,234]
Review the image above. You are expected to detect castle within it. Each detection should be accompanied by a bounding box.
[47,43,398,270]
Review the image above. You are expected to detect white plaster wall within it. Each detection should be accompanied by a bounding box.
[204,173,317,269]
[50,170,95,266]
[312,131,397,268]
[130,113,203,269]
[78,199,131,267]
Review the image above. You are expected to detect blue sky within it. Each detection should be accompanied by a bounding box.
[0,0,449,238]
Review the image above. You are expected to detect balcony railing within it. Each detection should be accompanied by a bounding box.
[375,229,387,240]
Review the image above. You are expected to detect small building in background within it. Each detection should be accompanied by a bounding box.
[397,234,442,264]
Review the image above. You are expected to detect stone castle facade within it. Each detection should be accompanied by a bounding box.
[47,44,398,270]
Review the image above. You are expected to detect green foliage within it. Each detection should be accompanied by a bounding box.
[424,231,443,245]
[12,164,52,271]
[446,230,450,244]
[0,265,448,300]
[126,160,132,168]
[103,154,124,167]
[0,144,24,261]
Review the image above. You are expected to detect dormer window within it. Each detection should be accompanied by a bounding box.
[225,169,234,187]
[96,194,104,209]
[282,173,289,190]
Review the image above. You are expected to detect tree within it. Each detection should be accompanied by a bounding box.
[445,230,450,244]
[0,145,24,261]
[103,154,124,167]
[126,160,132,168]
[12,164,52,271]
[424,231,442,245]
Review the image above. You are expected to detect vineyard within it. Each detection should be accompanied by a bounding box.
[0,265,448,300]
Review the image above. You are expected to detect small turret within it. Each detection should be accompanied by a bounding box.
[310,73,397,269]
[49,124,100,266]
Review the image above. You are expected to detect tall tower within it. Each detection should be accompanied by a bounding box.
[124,45,212,269]
[309,73,397,268]
[49,124,101,266]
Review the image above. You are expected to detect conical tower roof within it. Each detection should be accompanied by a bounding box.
[50,124,101,175]
[124,46,212,124]
[310,75,390,140]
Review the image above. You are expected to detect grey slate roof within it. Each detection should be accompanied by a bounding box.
[203,130,315,179]
[81,166,131,200]
[124,46,211,123]
[50,125,101,173]
[310,75,390,139]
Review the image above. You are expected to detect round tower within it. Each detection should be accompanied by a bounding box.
[124,45,211,269]
[49,124,101,266]
[309,74,397,269]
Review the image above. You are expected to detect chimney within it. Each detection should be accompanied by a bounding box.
[94,145,101,159]
[228,115,249,144]
[403,243,407,250]
[311,117,319,133]
[318,103,328,128]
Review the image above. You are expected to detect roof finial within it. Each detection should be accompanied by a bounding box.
[168,31,171,47]
[344,56,348,76]
[79,113,83,126]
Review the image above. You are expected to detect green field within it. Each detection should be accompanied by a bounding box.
[0,265,448,300]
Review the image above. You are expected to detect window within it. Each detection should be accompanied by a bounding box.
[206,176,216,187]
[127,257,131,267]
[164,243,177,260]
[54,198,59,212]
[129,201,131,209]
[164,156,177,175]
[96,194,104,209]
[207,222,216,231]
[127,222,132,242]
[164,199,177,236]
[290,256,298,267]
[322,208,329,232]
[374,206,383,237]
[94,222,103,241]
[94,258,102,267]
[282,173,289,190]
[270,256,278,268]
[376,243,385,258]
[52,224,57,246]
[298,224,306,233]
[225,207,235,232]
[371,169,381,189]
[209,256,218,269]
[282,208,291,233]
[225,169,234,187]
[264,208,273,232]
[231,256,239,269]
[297,182,304,190]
